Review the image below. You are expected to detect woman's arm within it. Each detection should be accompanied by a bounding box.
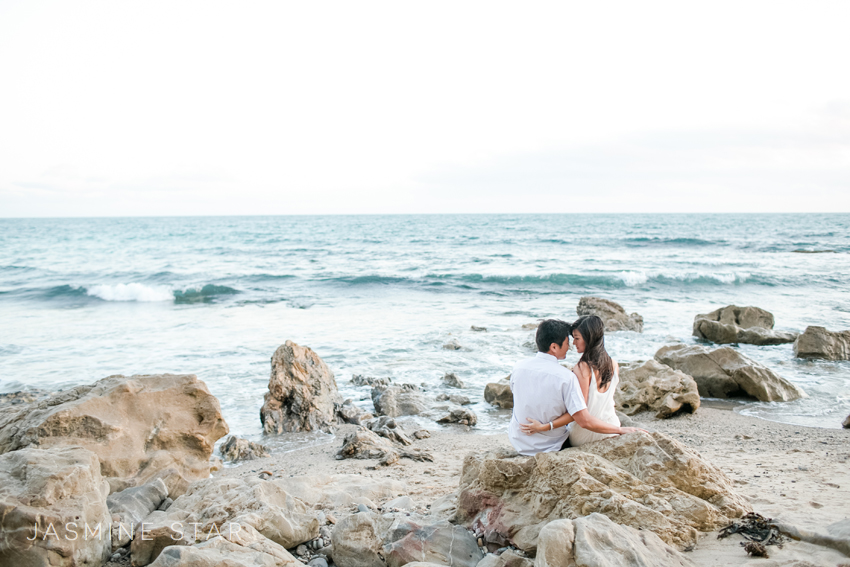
[520,411,575,434]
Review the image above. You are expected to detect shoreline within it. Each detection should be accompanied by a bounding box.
[214,406,850,567]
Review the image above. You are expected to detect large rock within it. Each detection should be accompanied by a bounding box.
[107,478,169,549]
[383,518,483,567]
[261,341,343,434]
[793,326,850,360]
[484,378,513,409]
[371,384,427,417]
[331,512,386,567]
[130,477,319,566]
[536,514,696,567]
[576,296,643,333]
[0,373,229,496]
[844,414,850,429]
[616,360,700,418]
[655,343,805,402]
[0,446,112,567]
[693,305,797,345]
[285,474,406,510]
[436,407,478,426]
[366,416,413,446]
[453,431,750,551]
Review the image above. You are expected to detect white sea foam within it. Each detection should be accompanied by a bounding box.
[618,270,648,286]
[86,283,173,302]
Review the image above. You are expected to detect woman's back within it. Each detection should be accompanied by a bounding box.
[569,367,620,447]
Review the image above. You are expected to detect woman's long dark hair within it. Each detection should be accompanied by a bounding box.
[573,315,614,389]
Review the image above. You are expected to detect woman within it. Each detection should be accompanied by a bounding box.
[519,315,622,447]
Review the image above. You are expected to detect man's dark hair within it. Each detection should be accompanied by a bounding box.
[535,319,572,352]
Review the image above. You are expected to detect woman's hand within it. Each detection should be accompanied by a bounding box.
[618,426,647,435]
[520,418,547,435]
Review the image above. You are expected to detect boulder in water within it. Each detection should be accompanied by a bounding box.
[576,296,643,332]
[655,343,805,402]
[843,414,850,429]
[0,446,112,567]
[484,378,513,409]
[442,372,465,388]
[793,326,850,360]
[693,305,797,345]
[0,373,228,496]
[437,407,477,426]
[261,341,343,434]
[616,360,700,418]
[371,384,427,417]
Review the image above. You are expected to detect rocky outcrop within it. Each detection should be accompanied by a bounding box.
[107,478,169,548]
[371,384,427,417]
[0,373,228,496]
[576,296,643,332]
[261,341,343,434]
[477,549,532,567]
[793,326,850,360]
[437,407,478,426]
[130,476,319,566]
[338,399,372,424]
[335,428,433,466]
[484,378,513,409]
[383,518,483,567]
[0,446,112,567]
[536,514,695,567]
[655,343,805,402]
[443,339,463,350]
[442,372,465,388]
[844,414,850,429]
[693,305,797,345]
[366,416,413,445]
[220,436,271,462]
[616,360,700,418]
[453,431,750,551]
[436,393,471,405]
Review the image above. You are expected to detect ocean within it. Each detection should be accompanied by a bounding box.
[1,214,848,448]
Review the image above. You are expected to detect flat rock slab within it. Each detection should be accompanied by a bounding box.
[655,343,805,402]
[693,305,796,345]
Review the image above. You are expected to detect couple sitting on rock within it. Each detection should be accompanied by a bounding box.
[508,316,642,455]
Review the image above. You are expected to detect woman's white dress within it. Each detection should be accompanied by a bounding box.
[568,368,620,447]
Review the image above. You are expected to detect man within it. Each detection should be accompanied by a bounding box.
[508,319,638,456]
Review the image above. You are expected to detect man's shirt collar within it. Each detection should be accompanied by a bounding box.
[535,352,557,362]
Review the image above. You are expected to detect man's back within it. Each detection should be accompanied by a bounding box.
[508,352,586,455]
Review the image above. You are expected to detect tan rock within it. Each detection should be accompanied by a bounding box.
[260,341,343,434]
[331,512,386,567]
[107,478,169,549]
[453,432,750,551]
[616,360,700,418]
[536,514,696,567]
[0,446,112,567]
[693,305,797,345]
[219,435,270,462]
[484,378,513,409]
[383,518,483,567]
[0,373,228,496]
[477,549,532,567]
[843,414,850,429]
[335,428,433,465]
[436,407,477,426]
[576,296,643,332]
[130,477,319,566]
[285,474,406,510]
[793,326,850,360]
[147,530,301,567]
[655,343,805,402]
[371,384,427,417]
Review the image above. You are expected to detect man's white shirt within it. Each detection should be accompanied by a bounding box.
[508,352,587,456]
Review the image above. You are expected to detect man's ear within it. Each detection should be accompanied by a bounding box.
[548,342,559,353]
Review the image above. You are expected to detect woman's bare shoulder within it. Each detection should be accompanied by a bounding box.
[573,360,591,378]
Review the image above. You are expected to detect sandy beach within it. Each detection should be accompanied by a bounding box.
[216,406,850,567]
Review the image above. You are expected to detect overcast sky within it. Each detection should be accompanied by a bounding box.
[1,1,848,216]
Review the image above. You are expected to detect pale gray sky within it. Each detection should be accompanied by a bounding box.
[1,1,848,216]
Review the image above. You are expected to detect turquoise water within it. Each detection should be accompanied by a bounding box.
[1,214,848,440]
